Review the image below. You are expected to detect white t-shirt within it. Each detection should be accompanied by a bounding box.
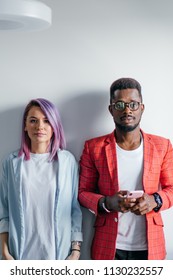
[21,153,57,259]
[116,138,148,251]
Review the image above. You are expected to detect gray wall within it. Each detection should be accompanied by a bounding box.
[0,0,173,259]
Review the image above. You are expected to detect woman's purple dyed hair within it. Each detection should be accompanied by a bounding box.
[18,98,66,161]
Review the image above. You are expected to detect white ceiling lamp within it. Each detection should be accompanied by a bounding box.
[0,0,52,31]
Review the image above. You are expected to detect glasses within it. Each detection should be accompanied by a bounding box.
[111,101,143,111]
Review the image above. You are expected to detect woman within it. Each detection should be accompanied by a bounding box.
[0,98,82,260]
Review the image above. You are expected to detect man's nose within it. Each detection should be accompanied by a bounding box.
[123,103,132,112]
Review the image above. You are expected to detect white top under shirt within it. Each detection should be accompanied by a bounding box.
[116,138,148,251]
[21,153,57,259]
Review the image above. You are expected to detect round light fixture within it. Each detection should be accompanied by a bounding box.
[0,0,52,31]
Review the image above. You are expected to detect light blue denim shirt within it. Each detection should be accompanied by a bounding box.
[0,149,83,260]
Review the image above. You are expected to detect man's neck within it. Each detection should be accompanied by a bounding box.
[115,129,142,151]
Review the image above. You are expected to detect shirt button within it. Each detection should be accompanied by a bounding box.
[114,217,118,222]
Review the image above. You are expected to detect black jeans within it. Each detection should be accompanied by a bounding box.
[115,249,148,260]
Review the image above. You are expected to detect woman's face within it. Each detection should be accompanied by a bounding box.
[25,106,53,153]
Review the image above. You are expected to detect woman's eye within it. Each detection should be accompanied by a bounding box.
[30,119,37,123]
[44,119,50,123]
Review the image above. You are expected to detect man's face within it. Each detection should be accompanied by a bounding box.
[109,88,144,132]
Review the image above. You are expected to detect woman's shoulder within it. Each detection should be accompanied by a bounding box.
[57,149,77,163]
[3,150,19,161]
[1,150,21,172]
[57,149,75,158]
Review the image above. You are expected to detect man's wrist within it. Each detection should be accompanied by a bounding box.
[153,193,163,212]
[98,196,112,213]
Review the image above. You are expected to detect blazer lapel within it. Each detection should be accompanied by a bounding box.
[104,130,155,193]
[105,131,119,192]
[142,131,154,192]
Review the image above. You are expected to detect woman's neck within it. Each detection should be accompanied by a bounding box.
[31,143,49,154]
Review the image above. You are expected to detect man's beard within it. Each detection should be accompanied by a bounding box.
[115,121,140,132]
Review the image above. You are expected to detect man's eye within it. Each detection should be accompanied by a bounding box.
[116,102,123,109]
[131,102,137,109]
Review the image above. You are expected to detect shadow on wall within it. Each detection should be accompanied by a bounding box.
[58,91,111,259]
[58,91,111,160]
[0,93,111,260]
[0,106,23,164]
[80,207,95,260]
[0,106,23,260]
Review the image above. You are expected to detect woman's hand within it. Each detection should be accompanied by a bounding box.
[3,252,14,260]
[66,250,80,260]
[1,232,14,260]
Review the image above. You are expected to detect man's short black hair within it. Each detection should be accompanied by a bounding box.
[110,77,142,102]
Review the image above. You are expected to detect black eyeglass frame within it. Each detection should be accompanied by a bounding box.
[111,101,143,111]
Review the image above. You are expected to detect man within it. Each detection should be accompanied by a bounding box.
[78,77,173,260]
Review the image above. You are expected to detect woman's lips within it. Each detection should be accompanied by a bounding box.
[35,133,46,137]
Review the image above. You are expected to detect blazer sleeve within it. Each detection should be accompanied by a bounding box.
[157,139,173,211]
[0,160,9,233]
[78,141,104,216]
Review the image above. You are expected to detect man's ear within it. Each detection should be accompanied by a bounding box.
[108,105,113,116]
[141,104,145,114]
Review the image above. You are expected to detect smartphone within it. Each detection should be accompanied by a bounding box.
[127,190,144,199]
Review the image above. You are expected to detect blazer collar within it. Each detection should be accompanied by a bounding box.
[141,130,155,191]
[104,129,154,191]
[104,131,118,188]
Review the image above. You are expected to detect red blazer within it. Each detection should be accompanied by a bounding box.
[79,130,173,260]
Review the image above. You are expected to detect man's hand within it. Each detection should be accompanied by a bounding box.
[130,193,157,215]
[105,191,137,212]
